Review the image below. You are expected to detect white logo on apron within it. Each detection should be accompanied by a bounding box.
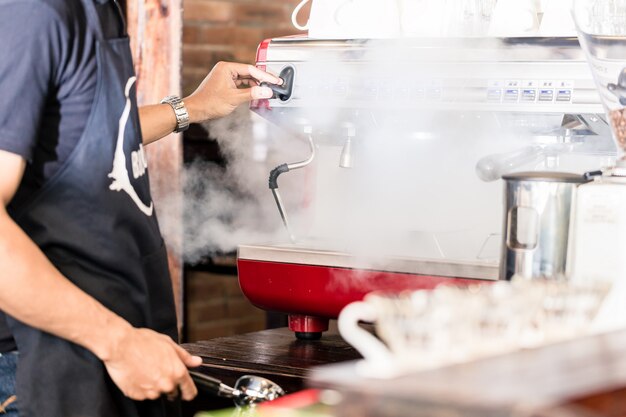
[108,76,154,217]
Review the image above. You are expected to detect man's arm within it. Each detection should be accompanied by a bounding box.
[0,150,201,400]
[139,62,279,144]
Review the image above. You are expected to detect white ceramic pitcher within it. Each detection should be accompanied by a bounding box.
[291,0,402,39]
[489,0,541,36]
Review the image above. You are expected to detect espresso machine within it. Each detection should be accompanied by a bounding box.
[239,35,615,339]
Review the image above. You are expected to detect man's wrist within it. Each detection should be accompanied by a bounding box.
[89,317,133,362]
[181,96,206,125]
[160,95,190,133]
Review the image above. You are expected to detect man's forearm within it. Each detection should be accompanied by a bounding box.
[138,104,178,145]
[0,207,130,360]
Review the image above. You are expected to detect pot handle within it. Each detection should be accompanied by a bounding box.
[292,0,311,30]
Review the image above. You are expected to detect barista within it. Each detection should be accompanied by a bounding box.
[0,0,280,416]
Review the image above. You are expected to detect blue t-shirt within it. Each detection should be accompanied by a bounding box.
[0,0,124,353]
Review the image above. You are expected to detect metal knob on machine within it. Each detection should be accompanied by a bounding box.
[500,171,588,281]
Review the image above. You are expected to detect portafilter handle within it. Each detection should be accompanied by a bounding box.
[189,370,237,399]
[190,370,286,407]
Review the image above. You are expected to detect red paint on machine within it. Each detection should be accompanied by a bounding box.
[238,259,490,334]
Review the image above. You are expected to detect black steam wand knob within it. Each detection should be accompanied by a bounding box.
[260,66,295,101]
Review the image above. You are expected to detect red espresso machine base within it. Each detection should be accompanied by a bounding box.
[238,244,498,339]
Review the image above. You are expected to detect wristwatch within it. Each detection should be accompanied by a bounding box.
[160,95,190,133]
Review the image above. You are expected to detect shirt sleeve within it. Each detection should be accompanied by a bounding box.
[0,2,67,161]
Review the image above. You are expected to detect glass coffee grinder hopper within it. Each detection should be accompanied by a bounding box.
[569,0,626,306]
[574,0,626,175]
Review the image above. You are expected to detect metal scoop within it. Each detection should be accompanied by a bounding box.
[190,371,285,407]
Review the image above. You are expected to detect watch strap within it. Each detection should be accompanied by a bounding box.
[160,95,190,133]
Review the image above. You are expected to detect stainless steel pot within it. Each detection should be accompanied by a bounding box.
[500,172,587,281]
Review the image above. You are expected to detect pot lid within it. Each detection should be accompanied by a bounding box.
[501,171,588,183]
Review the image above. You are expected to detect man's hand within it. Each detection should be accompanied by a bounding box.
[184,62,282,123]
[139,62,280,144]
[102,326,203,401]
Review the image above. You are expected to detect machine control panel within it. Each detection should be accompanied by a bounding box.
[488,80,574,104]
[266,67,596,113]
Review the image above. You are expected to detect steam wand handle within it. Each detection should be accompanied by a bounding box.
[269,164,290,190]
[268,134,316,243]
[268,164,293,241]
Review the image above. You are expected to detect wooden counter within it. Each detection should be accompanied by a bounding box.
[310,329,626,417]
[182,327,626,416]
[181,327,361,414]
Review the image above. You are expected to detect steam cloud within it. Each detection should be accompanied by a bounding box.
[179,107,310,263]
[164,37,614,266]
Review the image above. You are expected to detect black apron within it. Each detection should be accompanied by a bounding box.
[6,1,179,415]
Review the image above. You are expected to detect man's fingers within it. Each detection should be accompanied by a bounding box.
[229,86,273,106]
[248,65,283,85]
[172,343,203,368]
[235,79,259,88]
[249,85,274,100]
[166,387,180,402]
[158,378,176,394]
[144,390,161,401]
[226,62,282,85]
[177,371,198,401]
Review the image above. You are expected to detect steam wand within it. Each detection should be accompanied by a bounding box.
[268,129,316,243]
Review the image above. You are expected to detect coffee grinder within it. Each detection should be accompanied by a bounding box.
[570,1,626,291]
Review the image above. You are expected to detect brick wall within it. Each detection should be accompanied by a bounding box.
[182,0,311,96]
[182,1,307,341]
[185,269,267,341]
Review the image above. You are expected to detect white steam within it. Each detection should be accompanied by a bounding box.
[179,107,311,263]
[171,37,614,266]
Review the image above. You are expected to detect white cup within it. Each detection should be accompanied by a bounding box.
[539,0,576,36]
[292,0,402,39]
[488,0,540,36]
[338,280,610,378]
[338,289,466,376]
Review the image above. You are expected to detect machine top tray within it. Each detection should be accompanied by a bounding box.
[238,243,499,280]
[261,36,586,63]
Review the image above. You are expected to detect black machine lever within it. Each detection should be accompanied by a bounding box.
[261,66,295,101]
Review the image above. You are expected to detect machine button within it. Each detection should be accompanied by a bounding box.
[379,84,394,100]
[487,88,503,102]
[395,84,411,101]
[521,80,538,102]
[487,79,504,102]
[538,89,555,102]
[334,79,348,97]
[521,89,537,102]
[504,89,520,102]
[427,83,442,100]
[556,89,572,102]
[413,86,425,100]
[364,82,379,100]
